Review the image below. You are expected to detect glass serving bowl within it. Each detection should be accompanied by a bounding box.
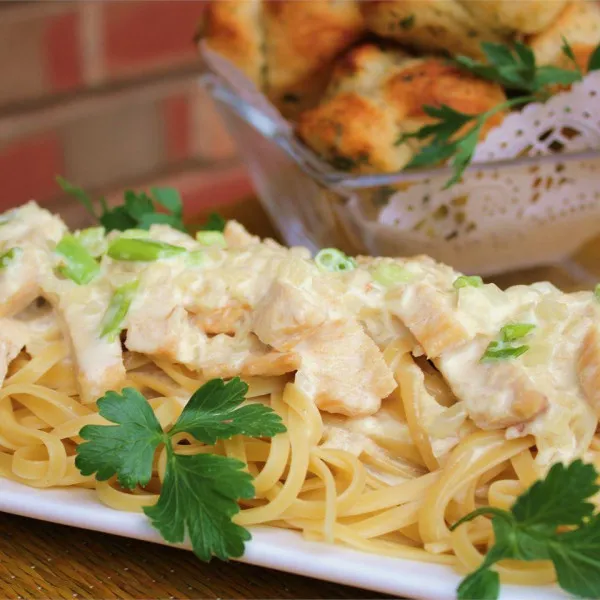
[202,73,600,276]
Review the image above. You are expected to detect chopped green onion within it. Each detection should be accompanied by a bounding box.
[120,229,150,239]
[372,263,413,287]
[480,322,535,362]
[196,231,226,247]
[107,238,186,262]
[100,280,139,341]
[0,247,21,269]
[187,250,207,267]
[453,275,483,289]
[501,323,536,342]
[55,235,100,285]
[481,341,529,362]
[594,283,600,301]
[315,248,356,273]
[75,227,106,257]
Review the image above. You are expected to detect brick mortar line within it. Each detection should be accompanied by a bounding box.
[0,64,204,144]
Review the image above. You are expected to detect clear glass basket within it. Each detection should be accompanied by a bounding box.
[202,72,600,276]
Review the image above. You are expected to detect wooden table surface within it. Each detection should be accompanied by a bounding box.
[2,196,598,599]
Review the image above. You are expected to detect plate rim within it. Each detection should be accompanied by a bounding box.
[0,478,564,600]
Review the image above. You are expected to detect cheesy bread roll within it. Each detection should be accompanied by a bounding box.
[460,0,568,36]
[202,0,364,118]
[360,0,506,59]
[529,0,600,70]
[201,0,265,87]
[297,44,506,174]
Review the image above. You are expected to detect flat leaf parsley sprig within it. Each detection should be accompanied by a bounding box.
[399,40,600,188]
[75,377,286,561]
[452,459,600,600]
[56,177,227,234]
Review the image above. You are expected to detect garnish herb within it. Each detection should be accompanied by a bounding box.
[315,248,356,273]
[500,322,536,342]
[0,247,21,270]
[55,235,100,285]
[372,263,413,287]
[75,378,287,561]
[57,177,186,233]
[481,322,535,362]
[594,283,600,302]
[400,40,600,188]
[196,231,227,248]
[107,238,186,262]
[453,275,483,289]
[100,280,139,341]
[452,460,600,600]
[198,212,226,233]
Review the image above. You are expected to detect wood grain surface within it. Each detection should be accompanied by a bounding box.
[1,196,597,599]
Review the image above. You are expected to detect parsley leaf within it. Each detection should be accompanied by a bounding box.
[169,378,287,444]
[199,212,227,232]
[75,378,286,561]
[404,40,600,188]
[453,460,600,600]
[57,177,186,233]
[76,388,165,489]
[548,514,600,599]
[512,460,598,528]
[144,453,254,561]
[588,44,600,72]
[399,97,531,189]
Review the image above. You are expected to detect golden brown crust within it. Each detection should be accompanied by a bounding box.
[201,0,265,87]
[361,0,506,59]
[528,1,600,69]
[296,44,506,174]
[263,0,365,117]
[201,0,365,118]
[459,0,568,36]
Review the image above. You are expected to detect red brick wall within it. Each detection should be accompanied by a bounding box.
[0,1,250,226]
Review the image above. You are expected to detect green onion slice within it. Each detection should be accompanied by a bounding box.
[315,248,356,273]
[187,250,207,267]
[501,323,536,342]
[0,247,22,270]
[480,322,535,362]
[55,235,100,285]
[107,238,186,262]
[75,227,106,257]
[120,229,150,239]
[196,231,226,247]
[594,283,600,301]
[453,275,483,289]
[372,263,413,287]
[481,341,529,362]
[100,280,139,341]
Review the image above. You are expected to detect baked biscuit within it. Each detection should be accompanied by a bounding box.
[201,0,364,118]
[460,1,568,36]
[361,0,506,59]
[201,0,265,88]
[528,0,600,70]
[297,44,506,174]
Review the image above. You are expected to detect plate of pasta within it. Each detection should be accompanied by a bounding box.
[0,185,598,600]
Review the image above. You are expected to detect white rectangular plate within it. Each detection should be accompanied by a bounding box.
[0,478,564,600]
